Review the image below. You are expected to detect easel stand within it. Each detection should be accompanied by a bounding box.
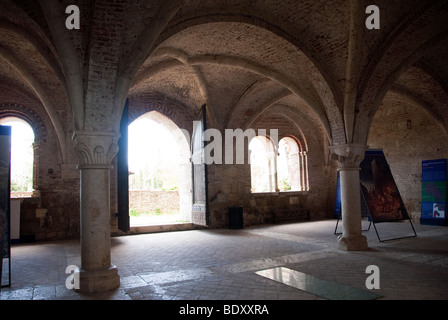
[334,190,417,242]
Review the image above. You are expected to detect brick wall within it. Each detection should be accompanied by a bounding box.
[129,190,180,213]
[206,106,333,228]
[368,97,448,222]
[0,93,81,241]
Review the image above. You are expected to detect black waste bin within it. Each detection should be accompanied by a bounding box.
[228,206,243,229]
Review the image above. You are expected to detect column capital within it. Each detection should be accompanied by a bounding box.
[73,130,120,169]
[329,143,367,171]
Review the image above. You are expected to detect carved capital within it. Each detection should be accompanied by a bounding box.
[73,131,120,169]
[329,144,367,171]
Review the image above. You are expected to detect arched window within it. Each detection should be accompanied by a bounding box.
[249,135,309,193]
[249,136,276,193]
[277,137,308,191]
[0,117,35,197]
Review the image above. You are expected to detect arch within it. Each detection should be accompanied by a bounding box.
[249,133,310,193]
[0,116,35,195]
[132,110,191,160]
[353,1,448,145]
[113,0,185,132]
[132,18,344,143]
[157,11,338,105]
[0,5,68,162]
[0,49,66,162]
[0,19,65,86]
[362,81,448,145]
[388,86,448,136]
[0,102,47,143]
[128,93,196,138]
[251,103,315,153]
[128,110,192,224]
[142,48,332,141]
[277,136,309,192]
[356,33,448,145]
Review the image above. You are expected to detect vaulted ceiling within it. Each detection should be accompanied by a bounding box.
[0,0,447,162]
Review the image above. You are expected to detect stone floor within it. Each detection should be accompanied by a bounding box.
[1,219,448,302]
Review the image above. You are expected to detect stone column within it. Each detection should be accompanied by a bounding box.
[300,151,309,191]
[330,144,369,251]
[73,131,121,293]
[266,150,275,192]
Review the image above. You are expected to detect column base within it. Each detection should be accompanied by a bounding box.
[76,265,120,293]
[337,235,369,251]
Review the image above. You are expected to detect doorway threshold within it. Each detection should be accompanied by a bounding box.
[129,223,198,234]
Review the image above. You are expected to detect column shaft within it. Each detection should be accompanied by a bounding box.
[80,168,112,271]
[74,131,120,293]
[338,169,368,250]
[330,144,369,251]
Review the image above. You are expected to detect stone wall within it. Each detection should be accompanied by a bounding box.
[207,161,333,229]
[1,100,81,242]
[129,190,180,213]
[16,94,448,240]
[367,96,448,222]
[206,105,333,228]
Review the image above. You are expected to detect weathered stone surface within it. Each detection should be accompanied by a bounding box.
[1,0,447,291]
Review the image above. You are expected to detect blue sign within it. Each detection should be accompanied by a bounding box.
[334,171,341,218]
[421,159,447,226]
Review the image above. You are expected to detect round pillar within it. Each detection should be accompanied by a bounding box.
[73,131,121,293]
[330,144,369,251]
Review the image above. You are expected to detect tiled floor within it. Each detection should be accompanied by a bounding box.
[1,219,448,300]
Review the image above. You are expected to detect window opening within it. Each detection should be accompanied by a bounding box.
[278,137,301,191]
[249,136,276,192]
[0,118,35,197]
[250,135,309,193]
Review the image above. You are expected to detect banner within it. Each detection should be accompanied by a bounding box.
[359,150,409,223]
[421,159,447,225]
[334,171,341,218]
[0,125,11,287]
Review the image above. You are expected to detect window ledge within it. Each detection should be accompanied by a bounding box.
[10,191,37,199]
[251,190,309,196]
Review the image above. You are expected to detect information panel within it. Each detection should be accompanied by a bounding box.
[421,159,447,226]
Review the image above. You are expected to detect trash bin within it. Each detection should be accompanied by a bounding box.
[228,206,243,229]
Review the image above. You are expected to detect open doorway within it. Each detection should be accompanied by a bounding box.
[128,111,192,227]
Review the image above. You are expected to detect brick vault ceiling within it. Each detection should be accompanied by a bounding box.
[133,21,329,132]
[0,0,446,144]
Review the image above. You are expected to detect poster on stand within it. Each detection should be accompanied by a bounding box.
[359,150,409,223]
[0,125,11,287]
[335,149,416,241]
